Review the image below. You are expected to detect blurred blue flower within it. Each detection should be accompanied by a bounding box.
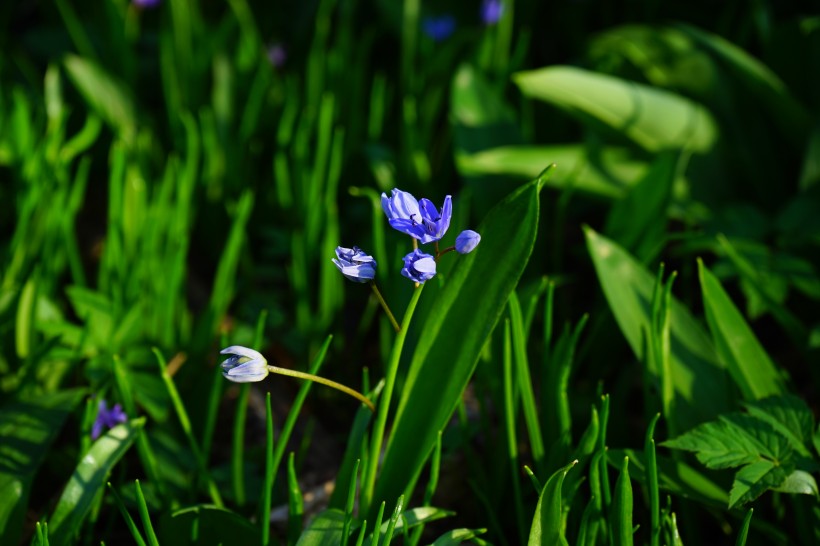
[133,0,161,8]
[382,189,452,244]
[401,249,437,283]
[455,230,481,254]
[422,15,456,41]
[92,399,127,440]
[220,346,270,383]
[266,43,287,67]
[480,0,504,25]
[333,246,377,282]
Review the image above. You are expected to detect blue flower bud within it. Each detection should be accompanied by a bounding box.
[455,230,481,254]
[220,346,270,383]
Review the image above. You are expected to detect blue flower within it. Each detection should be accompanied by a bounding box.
[220,346,270,383]
[92,399,127,440]
[455,230,481,254]
[333,246,377,282]
[133,0,161,8]
[480,0,504,25]
[382,189,452,244]
[401,249,437,283]
[422,16,456,42]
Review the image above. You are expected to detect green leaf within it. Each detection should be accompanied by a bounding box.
[585,227,732,431]
[662,413,793,470]
[62,55,137,142]
[528,461,576,546]
[611,457,633,546]
[0,389,85,546]
[743,395,814,457]
[513,66,717,153]
[773,470,819,498]
[295,509,344,546]
[431,528,486,546]
[159,505,260,546]
[48,418,145,546]
[728,459,792,508]
[374,175,544,506]
[456,144,648,199]
[698,260,788,400]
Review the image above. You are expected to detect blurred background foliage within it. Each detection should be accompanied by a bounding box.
[1,0,820,544]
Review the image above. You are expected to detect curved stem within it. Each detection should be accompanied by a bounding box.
[370,282,401,332]
[360,285,424,513]
[267,366,375,412]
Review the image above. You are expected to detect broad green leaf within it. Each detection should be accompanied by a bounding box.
[63,55,137,141]
[728,459,792,508]
[611,457,633,546]
[374,176,544,507]
[431,528,486,545]
[513,66,717,153]
[0,389,85,546]
[456,144,649,199]
[295,509,344,546]
[528,461,576,546]
[743,396,814,457]
[49,418,144,546]
[662,413,793,470]
[774,470,818,498]
[585,227,732,431]
[698,260,787,400]
[159,505,260,546]
[451,63,519,154]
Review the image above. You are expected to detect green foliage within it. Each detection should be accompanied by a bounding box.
[663,395,819,507]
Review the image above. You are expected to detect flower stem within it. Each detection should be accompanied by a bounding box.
[436,246,455,261]
[267,366,375,412]
[360,285,424,513]
[370,283,401,332]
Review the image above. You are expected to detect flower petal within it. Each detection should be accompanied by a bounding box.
[220,345,264,360]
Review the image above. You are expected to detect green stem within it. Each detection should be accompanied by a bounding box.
[370,283,400,332]
[268,366,375,412]
[261,393,274,546]
[360,285,424,513]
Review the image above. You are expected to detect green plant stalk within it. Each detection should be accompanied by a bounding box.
[370,283,401,332]
[361,286,424,513]
[645,414,661,546]
[262,393,274,546]
[736,508,753,546]
[106,483,147,546]
[502,320,526,541]
[267,366,374,411]
[342,459,360,546]
[232,384,250,506]
[355,520,368,546]
[134,480,160,546]
[383,495,404,546]
[153,348,224,507]
[287,452,304,543]
[371,502,386,546]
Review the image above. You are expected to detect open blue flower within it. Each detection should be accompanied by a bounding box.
[455,230,481,254]
[401,249,437,283]
[92,399,127,440]
[480,0,504,25]
[382,189,452,244]
[422,15,456,41]
[333,246,377,282]
[221,346,270,383]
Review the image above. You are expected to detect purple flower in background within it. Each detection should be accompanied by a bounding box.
[401,249,437,283]
[455,230,481,254]
[133,0,161,8]
[480,0,504,25]
[382,189,452,244]
[220,346,270,383]
[333,246,377,283]
[92,399,127,440]
[422,15,456,42]
[266,43,287,67]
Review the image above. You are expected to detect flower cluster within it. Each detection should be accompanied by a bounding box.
[333,188,480,286]
[92,399,128,440]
